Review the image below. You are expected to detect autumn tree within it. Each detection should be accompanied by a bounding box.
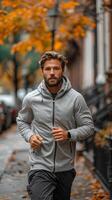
[0,0,95,54]
[0,0,95,98]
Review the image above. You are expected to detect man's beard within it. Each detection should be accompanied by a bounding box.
[44,77,62,87]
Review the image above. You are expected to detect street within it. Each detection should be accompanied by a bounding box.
[0,125,109,200]
[0,150,29,200]
[0,125,29,200]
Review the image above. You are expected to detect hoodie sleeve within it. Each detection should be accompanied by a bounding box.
[16,95,34,142]
[68,94,94,141]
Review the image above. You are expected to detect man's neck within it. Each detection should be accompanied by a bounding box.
[46,82,62,94]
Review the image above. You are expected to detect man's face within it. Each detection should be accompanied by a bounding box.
[42,59,64,87]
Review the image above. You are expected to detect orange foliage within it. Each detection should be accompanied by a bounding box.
[90,180,110,200]
[60,1,79,10]
[0,0,95,54]
[95,122,112,147]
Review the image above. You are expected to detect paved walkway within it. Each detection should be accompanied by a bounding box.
[0,125,29,177]
[0,125,110,200]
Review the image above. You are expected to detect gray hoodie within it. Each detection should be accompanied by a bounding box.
[17,76,94,172]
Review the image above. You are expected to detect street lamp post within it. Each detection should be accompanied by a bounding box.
[47,0,60,50]
[22,64,28,94]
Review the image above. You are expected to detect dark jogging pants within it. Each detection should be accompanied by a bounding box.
[27,169,76,200]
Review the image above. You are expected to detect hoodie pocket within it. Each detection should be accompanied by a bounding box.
[56,141,72,159]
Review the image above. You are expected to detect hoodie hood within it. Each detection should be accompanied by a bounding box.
[38,76,72,99]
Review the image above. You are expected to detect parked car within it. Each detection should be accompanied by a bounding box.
[0,93,20,123]
[0,101,12,130]
[0,101,5,133]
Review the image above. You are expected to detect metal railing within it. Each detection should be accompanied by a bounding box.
[81,85,112,198]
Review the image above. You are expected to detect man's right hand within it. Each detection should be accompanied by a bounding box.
[29,134,43,150]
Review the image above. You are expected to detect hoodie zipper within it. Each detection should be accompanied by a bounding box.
[52,96,57,172]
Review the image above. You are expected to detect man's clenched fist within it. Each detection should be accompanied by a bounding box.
[29,134,43,150]
[52,127,68,141]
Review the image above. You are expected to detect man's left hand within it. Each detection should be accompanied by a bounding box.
[52,127,68,141]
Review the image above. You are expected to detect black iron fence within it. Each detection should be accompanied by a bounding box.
[94,137,112,199]
[94,144,109,189]
[81,85,112,199]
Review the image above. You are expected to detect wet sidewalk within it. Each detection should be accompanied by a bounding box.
[0,126,110,200]
[0,125,29,178]
[71,155,109,200]
[0,150,29,200]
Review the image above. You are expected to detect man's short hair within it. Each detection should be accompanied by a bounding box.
[39,51,67,70]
